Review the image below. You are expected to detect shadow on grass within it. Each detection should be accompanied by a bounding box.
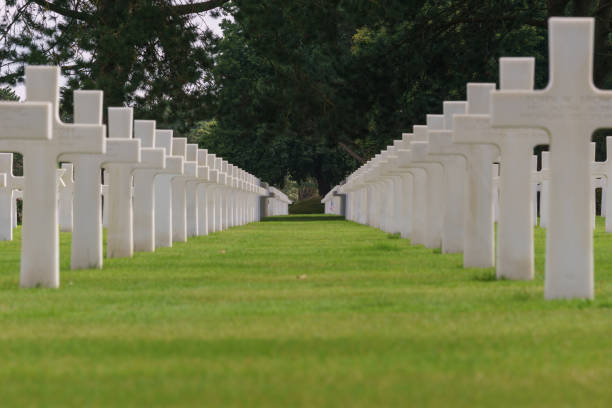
[262,215,345,222]
[473,270,497,282]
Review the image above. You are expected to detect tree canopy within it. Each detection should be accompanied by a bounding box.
[1,0,610,194]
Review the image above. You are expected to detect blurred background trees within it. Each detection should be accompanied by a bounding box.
[2,0,610,195]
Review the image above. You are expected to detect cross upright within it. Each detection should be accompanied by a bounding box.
[0,153,24,241]
[427,102,468,254]
[63,91,141,270]
[196,149,211,236]
[450,83,501,268]
[209,157,223,232]
[454,58,548,281]
[184,144,201,237]
[386,139,414,238]
[409,125,445,249]
[0,66,105,287]
[220,160,231,230]
[170,137,197,243]
[491,18,604,299]
[396,133,428,245]
[132,120,168,252]
[154,129,184,248]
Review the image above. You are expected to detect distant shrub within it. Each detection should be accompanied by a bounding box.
[289,197,324,214]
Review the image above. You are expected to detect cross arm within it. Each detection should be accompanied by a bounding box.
[0,102,52,140]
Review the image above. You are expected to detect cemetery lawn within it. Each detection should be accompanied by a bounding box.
[0,216,611,407]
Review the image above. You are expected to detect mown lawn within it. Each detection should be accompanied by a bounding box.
[0,215,611,407]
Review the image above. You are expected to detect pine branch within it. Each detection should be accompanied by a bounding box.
[170,0,229,16]
[30,0,91,21]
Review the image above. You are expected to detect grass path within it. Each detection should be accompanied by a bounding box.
[0,215,611,407]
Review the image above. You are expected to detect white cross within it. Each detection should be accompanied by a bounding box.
[450,83,500,268]
[454,58,548,281]
[184,143,201,237]
[170,137,197,243]
[491,18,603,299]
[410,124,447,249]
[196,149,211,236]
[62,91,141,270]
[132,120,168,252]
[154,129,184,248]
[0,66,105,288]
[427,102,468,253]
[396,134,428,245]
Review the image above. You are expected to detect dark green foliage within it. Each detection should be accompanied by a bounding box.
[3,1,611,193]
[1,0,228,133]
[0,87,19,101]
[289,197,325,214]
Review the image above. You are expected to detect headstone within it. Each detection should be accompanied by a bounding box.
[397,134,428,245]
[410,125,445,249]
[170,137,196,243]
[105,108,144,258]
[427,103,469,254]
[194,149,210,236]
[452,83,500,267]
[454,57,548,280]
[132,120,168,252]
[492,18,603,298]
[153,129,184,248]
[64,91,140,269]
[0,66,105,287]
[184,143,200,237]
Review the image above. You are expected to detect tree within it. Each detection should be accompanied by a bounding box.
[1,0,229,132]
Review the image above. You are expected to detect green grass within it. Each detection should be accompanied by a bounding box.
[0,214,611,407]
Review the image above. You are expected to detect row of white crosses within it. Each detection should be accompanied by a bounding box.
[265,187,292,216]
[337,18,612,299]
[0,65,271,288]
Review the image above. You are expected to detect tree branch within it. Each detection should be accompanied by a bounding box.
[30,0,91,21]
[170,0,229,16]
[338,142,365,164]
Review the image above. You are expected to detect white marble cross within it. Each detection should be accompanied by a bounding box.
[451,83,500,268]
[427,102,468,254]
[397,134,428,245]
[65,91,141,269]
[154,129,184,248]
[105,108,145,258]
[491,18,604,299]
[410,125,445,249]
[0,153,24,241]
[208,157,222,232]
[0,66,105,287]
[220,160,230,230]
[132,120,168,252]
[170,137,197,243]
[184,143,201,237]
[196,149,211,236]
[454,58,548,281]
